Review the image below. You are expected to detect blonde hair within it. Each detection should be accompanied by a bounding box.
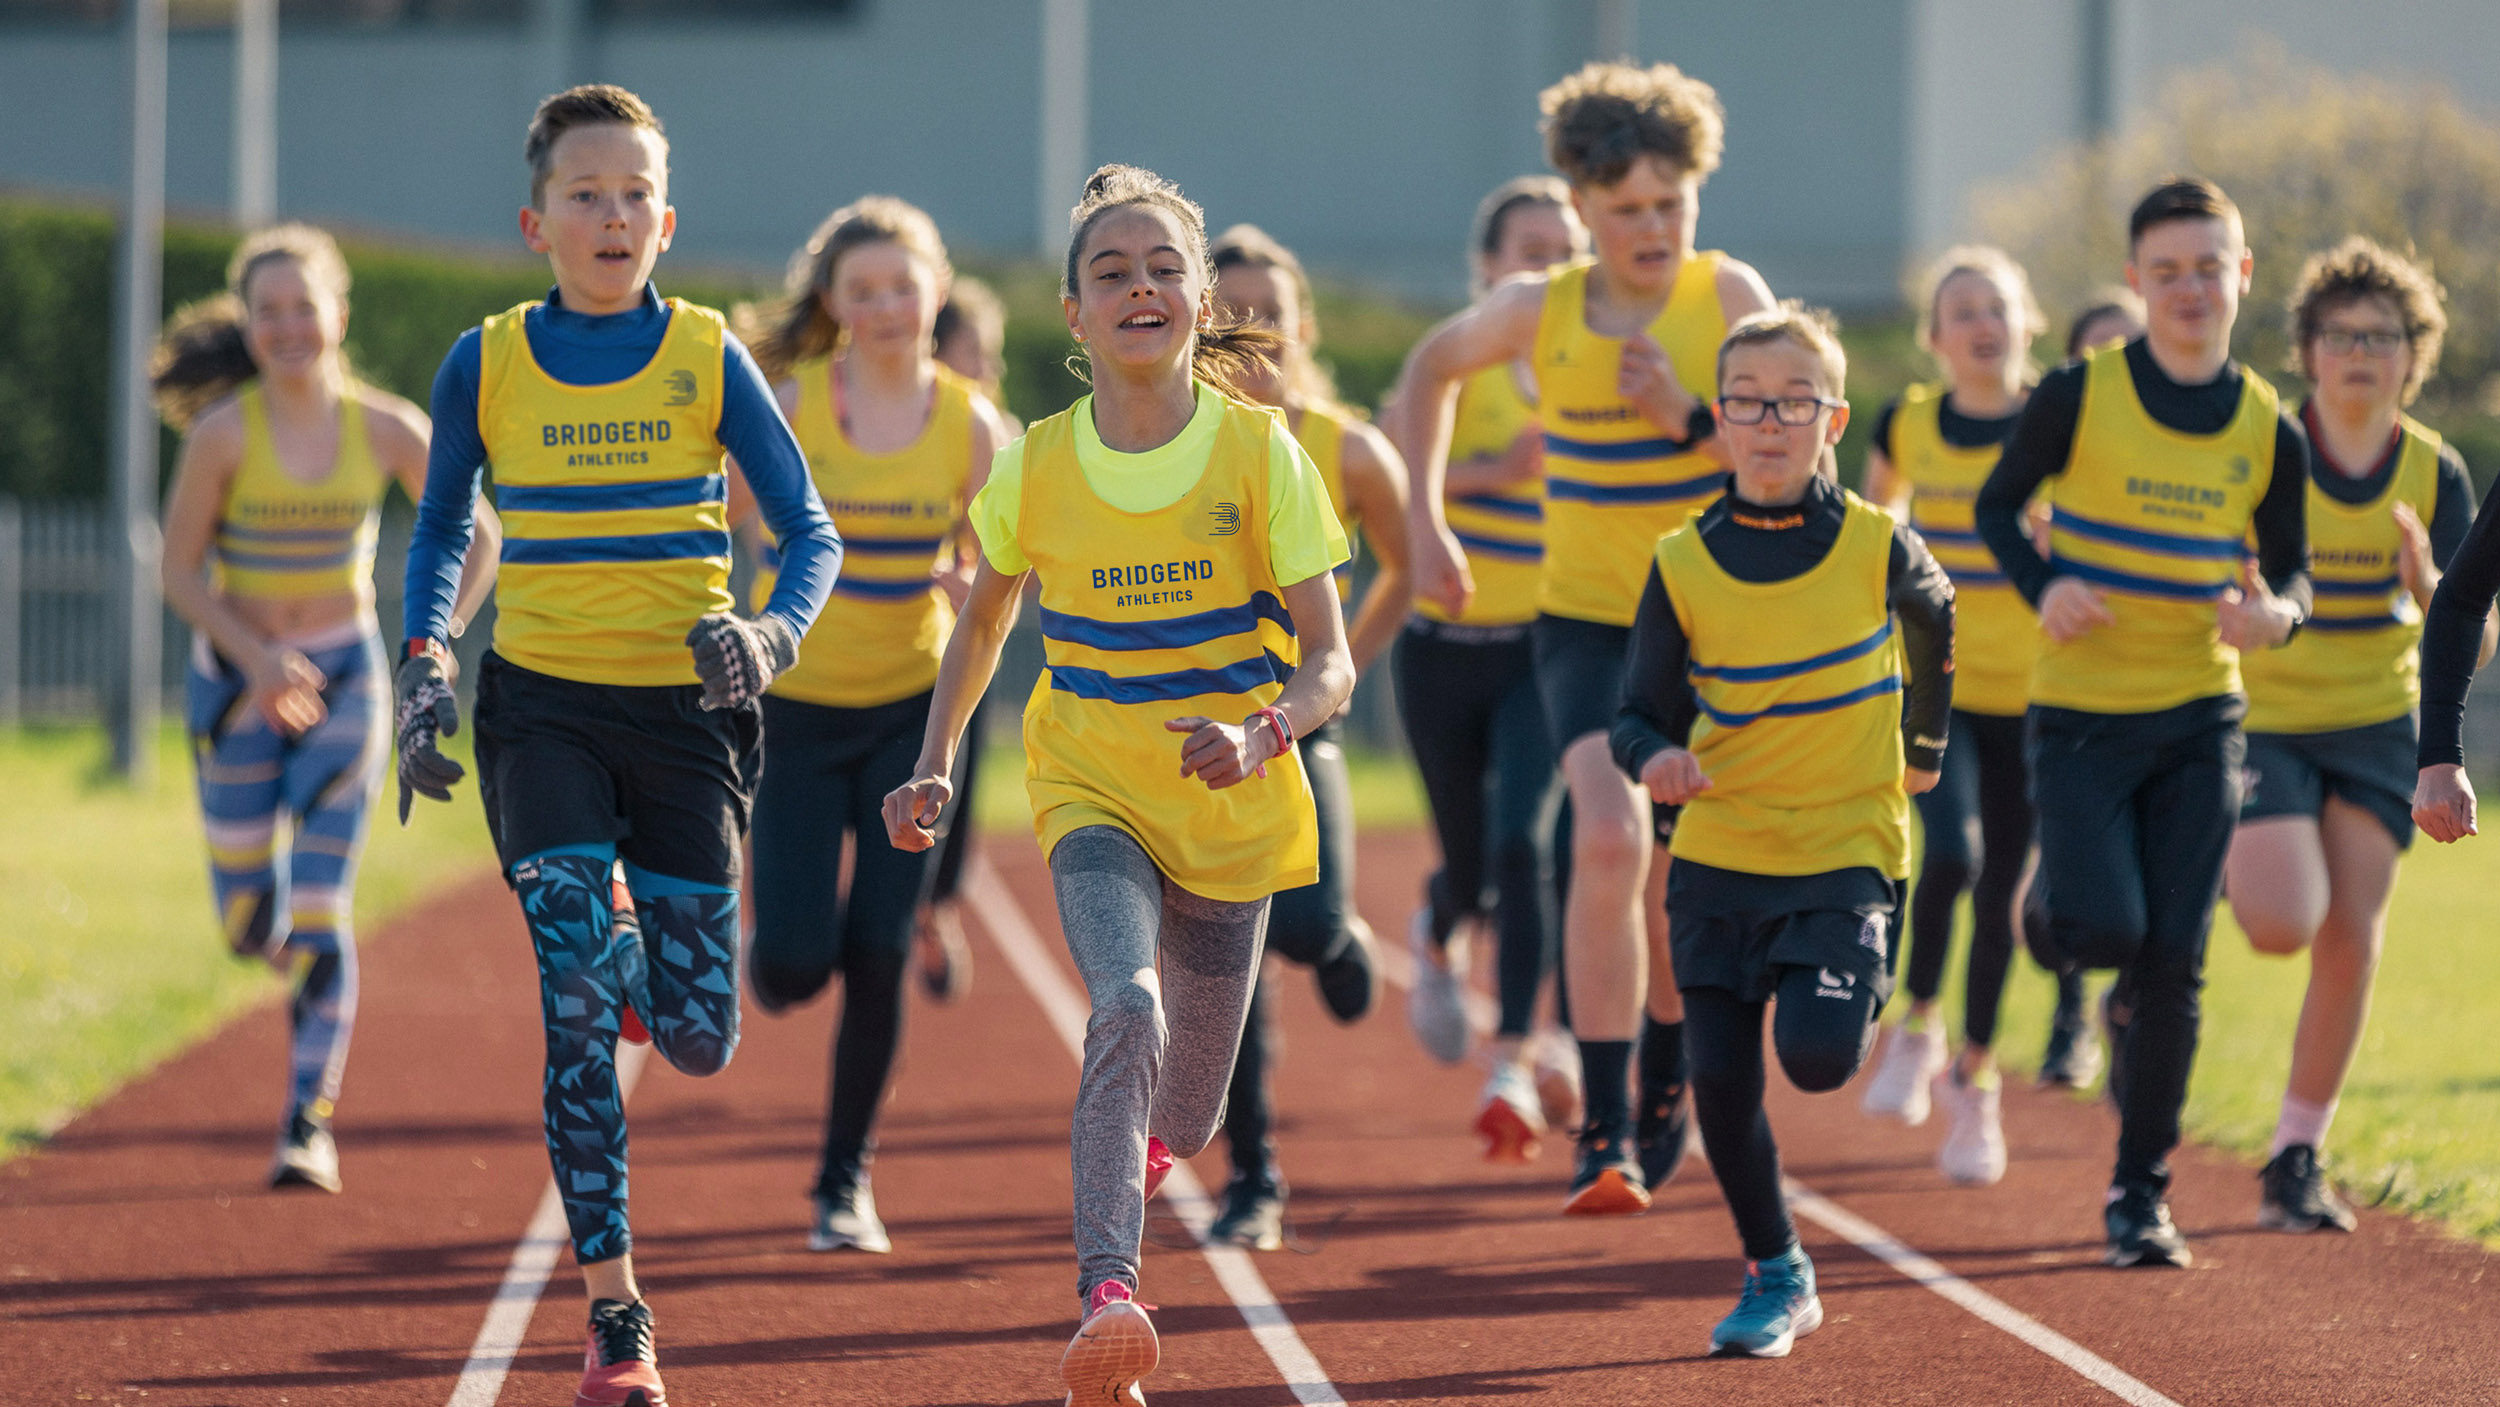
[1912,244,2044,370]
[1718,301,1848,397]
[742,196,950,382]
[151,223,354,429]
[2286,236,2448,404]
[1060,164,1283,404]
[1539,61,1726,188]
[1209,223,1344,412]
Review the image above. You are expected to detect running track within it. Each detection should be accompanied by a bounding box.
[4,832,2494,1405]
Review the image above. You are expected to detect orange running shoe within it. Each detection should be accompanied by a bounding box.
[1143,1136,1174,1201]
[1061,1281,1157,1406]
[575,1298,665,1407]
[1562,1130,1652,1216]
[1474,1063,1546,1164]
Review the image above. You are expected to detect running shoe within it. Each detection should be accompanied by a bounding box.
[1061,1280,1157,1407]
[1934,1067,2007,1186]
[1144,1135,1174,1201]
[269,1106,341,1194]
[915,901,972,1003]
[1475,1061,1546,1163]
[809,1177,892,1253]
[610,871,651,1045]
[1404,908,1472,1064]
[1708,1246,1823,1358]
[2038,1008,2101,1089]
[2103,1181,2192,1268]
[1563,1128,1650,1216]
[576,1298,665,1407]
[2258,1144,2357,1233]
[1314,918,1376,1024]
[1860,1021,1947,1125]
[1530,1031,1584,1132]
[1208,1171,1285,1251]
[1635,1076,1692,1191]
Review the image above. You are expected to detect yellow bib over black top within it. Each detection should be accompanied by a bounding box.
[1531,254,1729,626]
[1891,383,2033,718]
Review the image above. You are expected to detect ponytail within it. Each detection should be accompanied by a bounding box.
[1190,314,1288,406]
[151,222,352,429]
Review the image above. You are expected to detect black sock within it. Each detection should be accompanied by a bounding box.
[1639,1015,1687,1098]
[1576,1038,1634,1139]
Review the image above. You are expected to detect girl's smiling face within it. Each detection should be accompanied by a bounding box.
[1064,204,1212,378]
[240,255,345,385]
[823,239,945,360]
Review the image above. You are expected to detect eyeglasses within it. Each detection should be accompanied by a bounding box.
[2315,329,2407,357]
[1715,395,1845,427]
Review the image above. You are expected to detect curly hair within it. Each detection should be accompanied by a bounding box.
[1059,163,1283,403]
[1538,61,1726,189]
[741,195,951,381]
[2285,236,2447,404]
[151,223,354,429]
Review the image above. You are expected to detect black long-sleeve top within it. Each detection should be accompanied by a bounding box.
[1611,474,1956,784]
[2417,447,2500,767]
[1974,339,2314,620]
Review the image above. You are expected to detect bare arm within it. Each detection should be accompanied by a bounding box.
[1861,444,1907,517]
[372,389,497,635]
[884,556,1028,849]
[938,396,1011,608]
[1694,258,1777,469]
[1389,276,1546,616]
[159,402,328,734]
[1336,419,1413,675]
[1167,571,1357,789]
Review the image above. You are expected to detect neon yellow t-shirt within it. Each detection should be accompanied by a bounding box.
[969,382,1348,588]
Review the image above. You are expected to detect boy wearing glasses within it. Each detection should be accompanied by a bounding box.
[1975,177,2312,1269]
[1612,305,1954,1357]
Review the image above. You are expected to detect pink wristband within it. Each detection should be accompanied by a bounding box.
[1248,706,1294,779]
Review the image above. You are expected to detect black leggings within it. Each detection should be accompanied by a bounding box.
[1684,973,1885,1261]
[750,691,937,1199]
[1225,720,1357,1183]
[1392,622,1569,1036]
[1903,709,2033,1047]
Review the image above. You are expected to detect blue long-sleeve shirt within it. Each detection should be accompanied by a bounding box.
[403,282,841,646]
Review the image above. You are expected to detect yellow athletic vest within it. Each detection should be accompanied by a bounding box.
[2032,346,2280,714]
[212,382,387,606]
[1532,254,1729,626]
[754,359,975,708]
[2241,417,2441,733]
[1292,402,1362,601]
[1017,395,1319,901]
[1423,362,1544,627]
[1660,491,1911,879]
[1892,384,2032,717]
[479,298,733,687]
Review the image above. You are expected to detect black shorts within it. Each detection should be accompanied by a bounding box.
[1665,858,1899,1005]
[1533,612,1675,844]
[2241,715,2416,850]
[472,651,763,887]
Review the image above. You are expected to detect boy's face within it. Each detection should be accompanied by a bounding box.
[2125,216,2250,354]
[1572,156,1700,296]
[1717,338,1848,504]
[520,122,675,316]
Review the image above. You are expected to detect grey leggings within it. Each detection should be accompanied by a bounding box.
[1051,825,1270,1304]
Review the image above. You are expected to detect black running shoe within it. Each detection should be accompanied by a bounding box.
[1312,922,1375,1024]
[1209,1172,1285,1250]
[1564,1127,1651,1216]
[269,1107,341,1194]
[2103,1181,2191,1267]
[2258,1144,2356,1233]
[1634,1080,1692,1191]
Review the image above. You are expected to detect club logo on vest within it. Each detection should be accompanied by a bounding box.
[2226,455,2251,485]
[1209,502,1242,535]
[664,370,698,407]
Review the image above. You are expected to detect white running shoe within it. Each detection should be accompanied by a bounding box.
[1475,1060,1547,1163]
[1860,1023,1947,1126]
[1405,909,1473,1065]
[1934,1069,2008,1186]
[1530,1030,1584,1132]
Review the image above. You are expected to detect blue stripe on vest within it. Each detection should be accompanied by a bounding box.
[1945,567,2009,587]
[1545,473,1727,505]
[1453,494,1542,521]
[2310,575,2401,597]
[1694,674,1904,728]
[217,547,357,573]
[841,535,949,556]
[1048,650,1292,704]
[501,529,730,565]
[218,523,361,544]
[1039,592,1295,652]
[2046,555,2229,601]
[1689,620,1894,684]
[1544,431,1695,462]
[831,576,935,599]
[497,474,727,513]
[1455,531,1543,561]
[2050,506,2241,560]
[2301,614,2406,632]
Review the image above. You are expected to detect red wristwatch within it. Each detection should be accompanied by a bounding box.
[1247,706,1294,778]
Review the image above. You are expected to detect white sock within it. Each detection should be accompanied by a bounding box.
[2272,1094,2337,1157]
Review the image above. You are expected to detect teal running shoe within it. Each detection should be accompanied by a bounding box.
[1709,1246,1824,1358]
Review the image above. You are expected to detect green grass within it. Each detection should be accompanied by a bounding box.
[0,722,497,1156]
[1905,832,2500,1247]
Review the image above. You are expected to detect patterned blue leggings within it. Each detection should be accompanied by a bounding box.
[185,629,383,1123]
[511,846,742,1263]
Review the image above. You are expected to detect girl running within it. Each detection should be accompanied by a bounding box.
[1395,61,1776,1212]
[2229,238,2479,1233]
[736,197,1012,1253]
[1203,222,1411,1247]
[1388,176,1590,1159]
[1855,247,2045,1186]
[154,224,498,1195]
[885,163,1353,1407]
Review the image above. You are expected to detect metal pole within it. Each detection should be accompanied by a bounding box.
[1035,0,1088,254]
[233,0,277,228]
[111,0,167,783]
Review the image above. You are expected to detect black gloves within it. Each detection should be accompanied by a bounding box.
[393,644,465,824]
[685,613,801,711]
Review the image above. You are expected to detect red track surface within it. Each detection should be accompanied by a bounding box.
[4,830,2495,1405]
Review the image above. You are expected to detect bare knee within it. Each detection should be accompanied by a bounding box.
[2236,903,2316,957]
[1572,808,1648,880]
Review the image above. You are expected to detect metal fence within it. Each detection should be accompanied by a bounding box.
[0,496,187,722]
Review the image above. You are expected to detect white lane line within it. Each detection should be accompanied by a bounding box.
[967,861,1349,1407]
[1786,1181,2184,1407]
[447,1041,650,1407]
